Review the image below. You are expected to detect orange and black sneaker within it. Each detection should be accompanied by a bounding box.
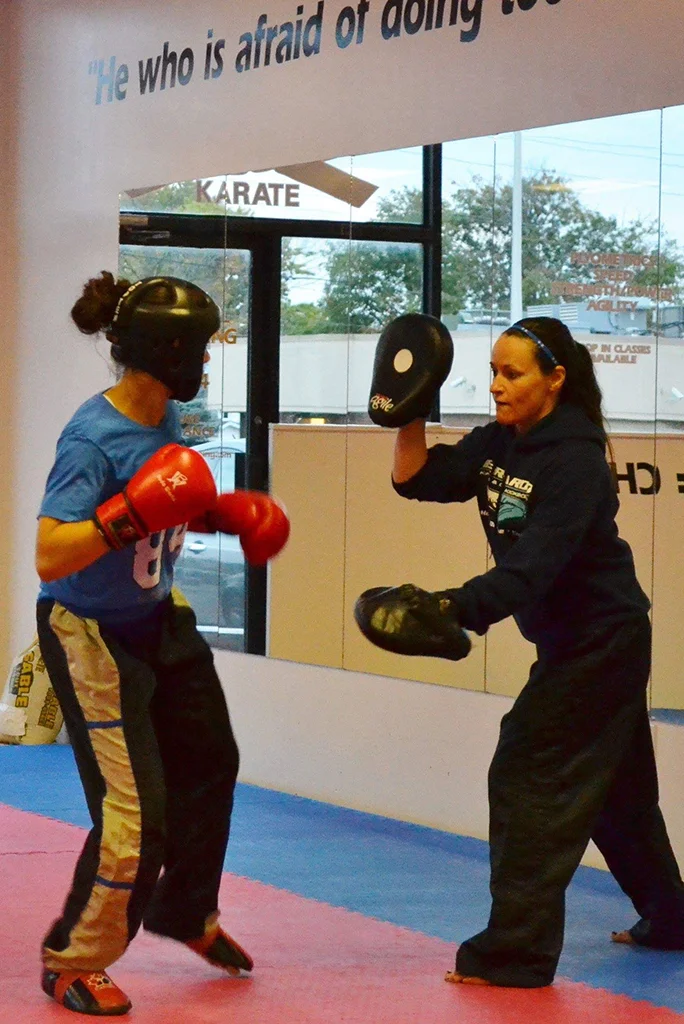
[186,926,254,976]
[41,967,132,1016]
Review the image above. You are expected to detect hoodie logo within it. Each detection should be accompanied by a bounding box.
[479,461,533,533]
[497,475,533,530]
[498,492,528,526]
[481,461,505,514]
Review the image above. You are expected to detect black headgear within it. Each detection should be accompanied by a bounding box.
[110,277,221,402]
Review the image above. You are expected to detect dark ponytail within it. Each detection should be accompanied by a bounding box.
[71,271,131,340]
[509,317,609,449]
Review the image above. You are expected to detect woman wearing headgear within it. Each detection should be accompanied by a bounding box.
[36,271,290,1015]
[388,316,684,987]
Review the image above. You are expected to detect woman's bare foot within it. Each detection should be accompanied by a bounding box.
[612,918,684,950]
[445,970,493,986]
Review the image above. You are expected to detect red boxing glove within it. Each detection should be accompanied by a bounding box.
[190,490,290,565]
[95,443,217,550]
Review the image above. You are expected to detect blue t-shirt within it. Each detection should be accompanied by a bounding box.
[38,393,186,624]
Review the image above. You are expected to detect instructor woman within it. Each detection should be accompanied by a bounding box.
[391,316,684,988]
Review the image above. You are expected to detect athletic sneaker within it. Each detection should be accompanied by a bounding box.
[185,927,254,975]
[41,967,132,1016]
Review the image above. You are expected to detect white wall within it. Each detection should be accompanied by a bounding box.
[0,4,20,672]
[217,651,506,837]
[5,0,684,870]
[218,650,684,871]
[210,330,684,423]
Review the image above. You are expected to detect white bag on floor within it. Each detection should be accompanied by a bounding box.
[55,721,70,744]
[0,638,63,745]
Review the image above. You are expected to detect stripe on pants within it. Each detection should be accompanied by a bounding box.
[43,603,143,971]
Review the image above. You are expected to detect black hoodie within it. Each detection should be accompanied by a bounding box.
[393,404,650,654]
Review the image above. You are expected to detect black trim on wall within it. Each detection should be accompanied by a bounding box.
[422,144,443,318]
[423,144,443,421]
[120,213,433,248]
[244,236,281,655]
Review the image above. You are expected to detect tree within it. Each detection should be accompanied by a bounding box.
[319,241,423,333]
[339,172,684,323]
[121,180,237,215]
[281,238,311,308]
[280,302,331,335]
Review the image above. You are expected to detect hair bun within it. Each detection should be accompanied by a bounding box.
[71,271,131,336]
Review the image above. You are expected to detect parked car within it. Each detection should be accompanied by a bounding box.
[173,436,246,651]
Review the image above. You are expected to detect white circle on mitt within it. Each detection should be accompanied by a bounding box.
[393,348,414,373]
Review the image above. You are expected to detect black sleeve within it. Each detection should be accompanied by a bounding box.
[447,443,611,633]
[392,422,500,504]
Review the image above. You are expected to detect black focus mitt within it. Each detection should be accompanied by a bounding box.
[368,313,454,427]
[354,584,471,662]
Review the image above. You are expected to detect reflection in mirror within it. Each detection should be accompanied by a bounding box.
[651,104,684,720]
[479,112,666,704]
[439,133,499,431]
[279,236,423,426]
[119,112,684,716]
[514,112,664,436]
[120,148,422,223]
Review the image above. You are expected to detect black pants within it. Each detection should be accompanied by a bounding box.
[36,593,240,972]
[456,618,684,987]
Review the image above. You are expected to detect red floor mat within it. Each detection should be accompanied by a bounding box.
[1,803,681,1023]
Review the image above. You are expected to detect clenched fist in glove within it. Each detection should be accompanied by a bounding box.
[190,490,291,565]
[94,444,217,550]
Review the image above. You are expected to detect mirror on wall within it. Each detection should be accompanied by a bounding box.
[119,104,684,713]
[649,103,684,719]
